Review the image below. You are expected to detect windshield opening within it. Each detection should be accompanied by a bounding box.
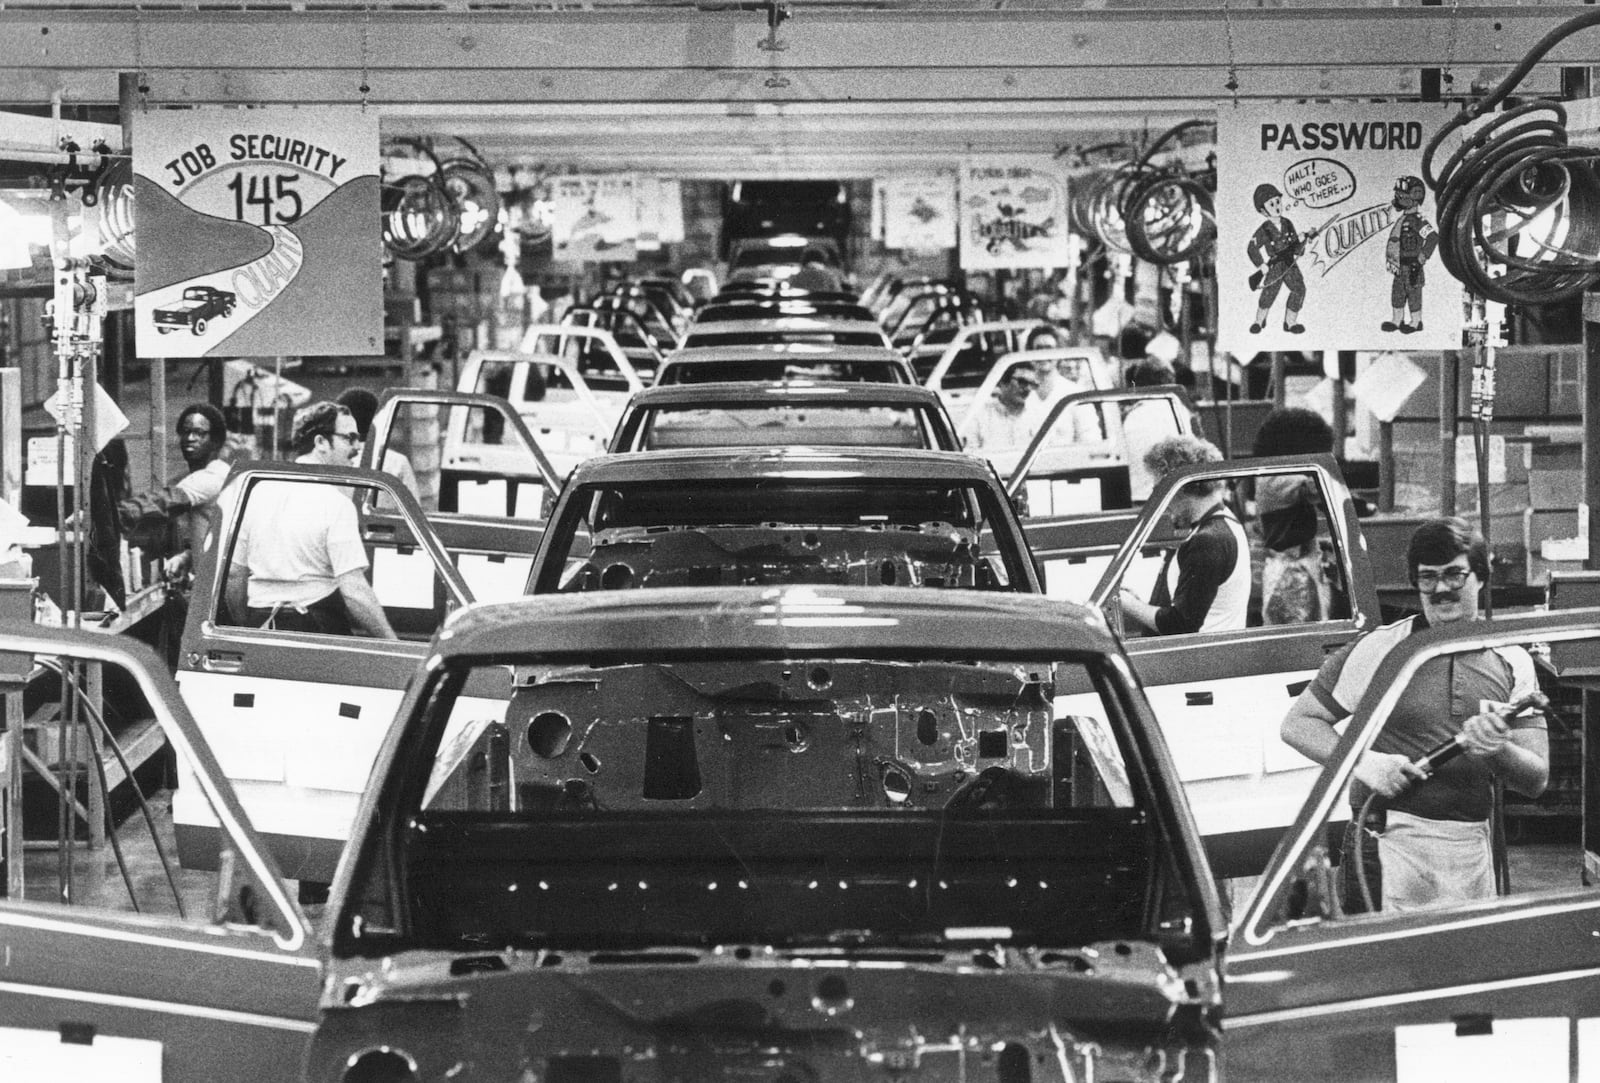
[534,477,1030,593]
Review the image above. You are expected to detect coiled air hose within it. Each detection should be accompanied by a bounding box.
[1353,691,1549,913]
[1423,9,1600,306]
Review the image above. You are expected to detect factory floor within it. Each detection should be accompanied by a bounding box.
[19,783,326,928]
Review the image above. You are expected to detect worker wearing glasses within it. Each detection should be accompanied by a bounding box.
[219,401,395,640]
[964,363,1044,453]
[1280,517,1549,913]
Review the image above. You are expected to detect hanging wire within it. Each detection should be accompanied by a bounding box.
[1423,9,1600,307]
[37,657,189,917]
[1221,0,1240,102]
[1441,0,1460,94]
[359,4,372,111]
[134,5,149,111]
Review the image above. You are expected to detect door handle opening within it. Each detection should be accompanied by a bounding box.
[205,650,244,673]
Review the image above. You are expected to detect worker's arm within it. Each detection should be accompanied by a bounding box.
[1281,683,1421,798]
[1118,589,1158,633]
[224,562,248,625]
[335,569,397,640]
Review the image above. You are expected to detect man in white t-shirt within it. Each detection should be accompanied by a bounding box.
[965,365,1045,452]
[221,402,396,639]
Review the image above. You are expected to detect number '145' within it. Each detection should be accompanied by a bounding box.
[227,172,303,224]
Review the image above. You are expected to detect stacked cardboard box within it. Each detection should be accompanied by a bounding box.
[1449,435,1587,586]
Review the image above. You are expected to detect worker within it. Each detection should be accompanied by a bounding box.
[221,402,396,639]
[1119,434,1249,635]
[118,403,233,574]
[1280,517,1548,913]
[336,387,418,497]
[965,363,1044,451]
[790,247,846,293]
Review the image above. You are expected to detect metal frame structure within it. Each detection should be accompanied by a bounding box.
[0,4,1580,174]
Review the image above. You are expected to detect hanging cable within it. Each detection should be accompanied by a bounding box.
[1423,9,1600,306]
[38,657,187,917]
[1120,120,1217,265]
[1467,296,1497,619]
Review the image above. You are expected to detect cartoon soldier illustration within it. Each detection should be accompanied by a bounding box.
[1245,183,1308,335]
[1383,175,1438,334]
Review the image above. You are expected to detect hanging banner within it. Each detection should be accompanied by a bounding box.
[634,177,685,252]
[133,106,380,357]
[1217,101,1462,353]
[552,174,638,263]
[959,156,1071,270]
[885,173,957,251]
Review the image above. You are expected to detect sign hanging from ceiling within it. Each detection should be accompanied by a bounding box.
[551,174,638,263]
[634,177,685,253]
[884,174,957,252]
[959,156,1070,271]
[1216,101,1462,354]
[133,106,380,358]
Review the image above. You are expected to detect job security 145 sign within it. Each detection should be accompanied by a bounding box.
[134,107,380,357]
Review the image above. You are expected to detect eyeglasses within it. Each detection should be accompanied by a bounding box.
[1415,567,1472,591]
[1008,377,1041,392]
[178,426,214,438]
[328,430,363,446]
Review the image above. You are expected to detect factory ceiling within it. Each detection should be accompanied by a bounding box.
[0,1,1582,176]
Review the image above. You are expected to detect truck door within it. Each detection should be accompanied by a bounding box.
[0,628,319,1080]
[1228,611,1600,1082]
[1086,454,1379,876]
[367,389,554,603]
[174,463,473,884]
[1010,388,1197,602]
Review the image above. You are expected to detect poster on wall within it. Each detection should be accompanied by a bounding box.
[134,106,380,357]
[552,174,638,263]
[959,156,1070,270]
[885,173,957,251]
[1217,102,1462,354]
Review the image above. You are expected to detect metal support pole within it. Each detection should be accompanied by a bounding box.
[1378,420,1396,513]
[3,688,21,899]
[1584,291,1600,571]
[148,358,166,492]
[1439,351,1459,517]
[83,661,103,852]
[1331,353,1349,462]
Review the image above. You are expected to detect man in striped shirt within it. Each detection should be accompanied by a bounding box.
[1280,518,1548,912]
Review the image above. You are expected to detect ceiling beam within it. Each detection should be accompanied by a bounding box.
[0,6,1583,104]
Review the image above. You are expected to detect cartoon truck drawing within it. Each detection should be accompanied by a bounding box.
[153,285,236,336]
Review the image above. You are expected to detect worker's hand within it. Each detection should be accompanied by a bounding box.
[1353,750,1424,798]
[1459,709,1512,759]
[1386,259,1399,275]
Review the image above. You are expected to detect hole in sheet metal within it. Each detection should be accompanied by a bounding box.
[526,711,572,758]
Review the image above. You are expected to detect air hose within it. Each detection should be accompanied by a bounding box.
[1422,9,1600,306]
[1353,691,1549,913]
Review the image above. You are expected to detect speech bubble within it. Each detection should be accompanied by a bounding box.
[1283,157,1356,210]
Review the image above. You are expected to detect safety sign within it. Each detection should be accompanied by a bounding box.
[134,107,381,357]
[1216,102,1463,354]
